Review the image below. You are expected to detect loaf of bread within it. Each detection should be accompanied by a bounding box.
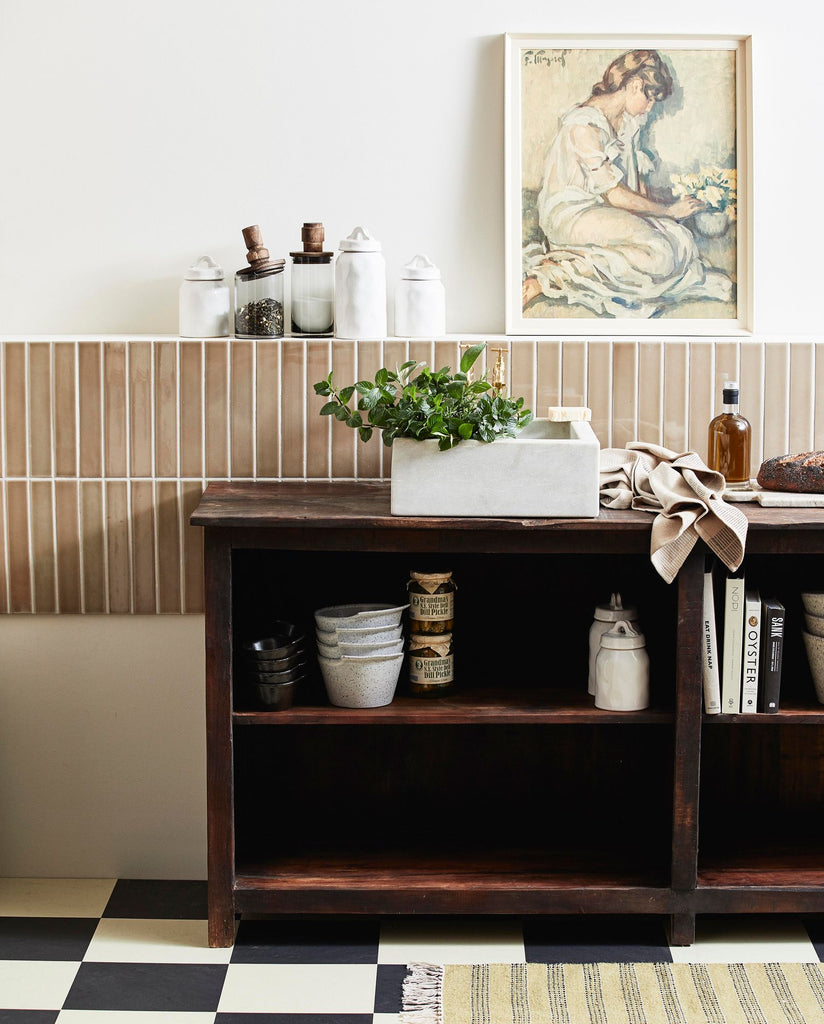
[757,451,824,493]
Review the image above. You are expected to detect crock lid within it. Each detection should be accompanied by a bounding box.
[593,592,638,622]
[339,225,381,252]
[600,619,645,650]
[185,255,224,281]
[401,254,441,280]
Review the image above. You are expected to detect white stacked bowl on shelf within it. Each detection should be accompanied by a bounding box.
[313,603,407,707]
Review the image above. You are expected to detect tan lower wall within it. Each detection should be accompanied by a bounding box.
[1,336,821,613]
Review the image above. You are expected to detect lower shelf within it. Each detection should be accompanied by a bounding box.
[233,849,673,914]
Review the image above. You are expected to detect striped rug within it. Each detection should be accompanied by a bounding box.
[401,961,824,1023]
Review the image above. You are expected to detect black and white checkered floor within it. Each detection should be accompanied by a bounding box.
[2,879,824,1021]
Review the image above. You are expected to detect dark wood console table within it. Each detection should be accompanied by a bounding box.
[192,481,824,947]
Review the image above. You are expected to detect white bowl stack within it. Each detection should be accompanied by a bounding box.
[314,603,407,707]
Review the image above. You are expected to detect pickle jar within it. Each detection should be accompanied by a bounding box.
[407,570,455,634]
[408,632,453,697]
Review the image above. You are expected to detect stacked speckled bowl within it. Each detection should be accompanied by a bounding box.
[241,620,306,709]
[314,603,407,708]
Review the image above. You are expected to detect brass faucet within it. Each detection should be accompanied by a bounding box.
[491,348,507,394]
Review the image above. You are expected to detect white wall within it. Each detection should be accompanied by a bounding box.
[0,0,817,878]
[0,0,815,335]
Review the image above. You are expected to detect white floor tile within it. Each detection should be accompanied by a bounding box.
[57,1013,216,1023]
[83,918,234,964]
[0,878,116,918]
[0,959,81,1009]
[669,917,819,963]
[217,963,377,1013]
[378,918,525,964]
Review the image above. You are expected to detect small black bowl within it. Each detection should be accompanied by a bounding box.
[242,629,306,660]
[256,677,300,710]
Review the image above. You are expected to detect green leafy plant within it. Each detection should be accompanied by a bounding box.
[313,343,533,451]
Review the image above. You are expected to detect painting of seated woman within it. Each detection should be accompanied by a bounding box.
[510,40,746,331]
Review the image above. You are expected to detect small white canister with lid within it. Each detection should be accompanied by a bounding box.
[587,592,638,695]
[179,255,230,338]
[334,226,387,339]
[394,254,446,337]
[594,619,650,712]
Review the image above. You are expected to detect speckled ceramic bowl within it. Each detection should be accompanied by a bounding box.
[313,603,408,633]
[315,622,403,645]
[804,612,824,638]
[802,592,824,617]
[318,652,403,708]
[803,630,824,703]
[338,638,405,658]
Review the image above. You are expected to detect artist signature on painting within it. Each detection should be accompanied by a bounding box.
[522,49,571,68]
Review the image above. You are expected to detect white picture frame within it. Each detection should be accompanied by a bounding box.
[505,33,752,336]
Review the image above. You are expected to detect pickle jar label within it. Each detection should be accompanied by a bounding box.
[409,591,454,622]
[409,653,454,685]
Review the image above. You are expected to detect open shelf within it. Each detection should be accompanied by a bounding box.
[233,688,675,725]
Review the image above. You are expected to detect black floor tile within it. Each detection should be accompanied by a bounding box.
[0,917,97,961]
[374,963,407,1013]
[102,879,208,919]
[801,917,824,961]
[63,961,228,1012]
[523,914,672,964]
[231,919,380,964]
[0,1014,59,1024]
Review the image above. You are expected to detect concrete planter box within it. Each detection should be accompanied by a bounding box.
[389,418,600,517]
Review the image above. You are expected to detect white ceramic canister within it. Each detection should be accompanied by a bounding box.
[179,255,231,338]
[594,619,650,711]
[587,592,638,695]
[334,226,387,339]
[394,254,446,337]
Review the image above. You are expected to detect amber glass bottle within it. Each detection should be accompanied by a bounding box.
[708,381,751,489]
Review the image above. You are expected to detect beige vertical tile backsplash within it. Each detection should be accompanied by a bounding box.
[0,336,820,613]
[78,342,103,478]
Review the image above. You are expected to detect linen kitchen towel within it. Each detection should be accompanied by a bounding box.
[599,442,748,584]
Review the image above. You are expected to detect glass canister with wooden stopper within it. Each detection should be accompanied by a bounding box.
[289,221,334,336]
[234,224,285,338]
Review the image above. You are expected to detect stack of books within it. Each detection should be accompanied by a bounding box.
[702,554,786,715]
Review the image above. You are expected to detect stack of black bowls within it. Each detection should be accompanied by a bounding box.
[241,620,306,709]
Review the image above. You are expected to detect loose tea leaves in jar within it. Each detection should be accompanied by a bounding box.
[235,296,284,337]
[407,571,455,634]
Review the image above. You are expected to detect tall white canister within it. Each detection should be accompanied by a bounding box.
[334,226,387,339]
[394,254,446,337]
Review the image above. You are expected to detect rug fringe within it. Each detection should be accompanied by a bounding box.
[400,961,444,1024]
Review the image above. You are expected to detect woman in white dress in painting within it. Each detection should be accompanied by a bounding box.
[522,50,732,318]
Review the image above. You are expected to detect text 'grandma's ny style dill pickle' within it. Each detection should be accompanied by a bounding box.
[407,571,455,634]
[408,632,454,697]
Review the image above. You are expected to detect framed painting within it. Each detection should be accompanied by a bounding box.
[505,34,752,335]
